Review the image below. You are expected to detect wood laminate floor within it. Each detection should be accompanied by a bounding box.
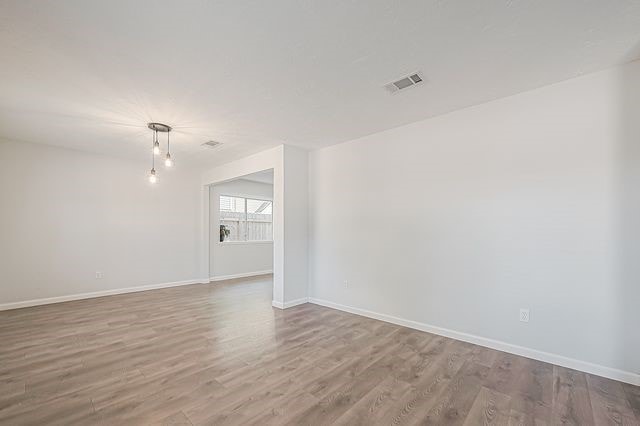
[1,275,638,425]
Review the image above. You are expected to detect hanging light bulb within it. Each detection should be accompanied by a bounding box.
[164,131,173,166]
[148,128,158,183]
[153,130,161,155]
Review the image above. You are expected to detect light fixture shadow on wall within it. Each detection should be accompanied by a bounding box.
[147,122,173,184]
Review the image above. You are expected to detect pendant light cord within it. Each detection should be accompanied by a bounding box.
[152,129,156,169]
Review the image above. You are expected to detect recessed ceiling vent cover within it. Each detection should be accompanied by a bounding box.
[202,140,222,149]
[384,72,424,94]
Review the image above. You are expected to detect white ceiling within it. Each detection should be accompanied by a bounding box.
[2,1,640,168]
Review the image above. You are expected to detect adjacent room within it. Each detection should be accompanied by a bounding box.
[1,1,639,425]
[209,169,274,284]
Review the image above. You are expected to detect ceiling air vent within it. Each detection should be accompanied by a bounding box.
[384,72,424,94]
[202,140,222,149]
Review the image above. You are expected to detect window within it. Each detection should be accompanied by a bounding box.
[220,195,272,242]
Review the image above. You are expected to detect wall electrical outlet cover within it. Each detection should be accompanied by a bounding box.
[95,272,103,279]
[519,308,530,323]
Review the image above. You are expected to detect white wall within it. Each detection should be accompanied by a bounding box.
[0,140,202,306]
[283,145,309,302]
[209,179,273,279]
[309,61,640,381]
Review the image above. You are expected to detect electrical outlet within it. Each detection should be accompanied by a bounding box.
[343,280,348,288]
[95,271,103,279]
[519,308,530,323]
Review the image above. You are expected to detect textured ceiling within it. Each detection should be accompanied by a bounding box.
[1,0,640,168]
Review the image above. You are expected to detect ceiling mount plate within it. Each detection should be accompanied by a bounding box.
[147,122,172,132]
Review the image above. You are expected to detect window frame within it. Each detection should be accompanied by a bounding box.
[219,194,273,244]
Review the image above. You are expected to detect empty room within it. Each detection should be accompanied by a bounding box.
[1,1,639,425]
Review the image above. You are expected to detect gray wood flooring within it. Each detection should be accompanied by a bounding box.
[0,275,638,425]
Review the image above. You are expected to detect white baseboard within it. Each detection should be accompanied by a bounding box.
[308,297,640,387]
[209,270,273,282]
[272,297,309,310]
[284,297,309,309]
[1,271,273,312]
[0,279,209,312]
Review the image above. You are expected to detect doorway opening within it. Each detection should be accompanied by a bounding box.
[208,169,274,300]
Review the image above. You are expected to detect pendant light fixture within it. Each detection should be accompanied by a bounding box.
[147,122,173,184]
